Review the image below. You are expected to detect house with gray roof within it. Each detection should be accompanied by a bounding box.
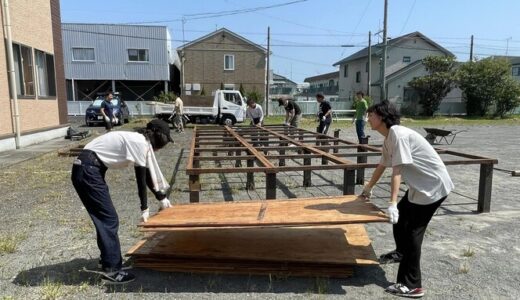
[333,31,463,114]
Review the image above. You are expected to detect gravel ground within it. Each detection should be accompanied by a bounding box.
[0,118,519,299]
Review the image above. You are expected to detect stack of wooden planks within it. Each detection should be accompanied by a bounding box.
[127,195,388,277]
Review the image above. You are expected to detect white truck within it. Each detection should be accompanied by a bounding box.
[153,90,247,126]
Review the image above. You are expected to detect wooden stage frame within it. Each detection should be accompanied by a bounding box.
[187,125,497,213]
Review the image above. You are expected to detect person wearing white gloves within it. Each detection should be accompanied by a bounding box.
[316,93,332,135]
[71,119,174,284]
[360,101,453,298]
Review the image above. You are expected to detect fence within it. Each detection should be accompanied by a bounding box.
[67,101,156,116]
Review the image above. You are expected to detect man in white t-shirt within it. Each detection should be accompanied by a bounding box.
[246,98,264,126]
[173,94,184,133]
[360,101,453,298]
[71,119,174,284]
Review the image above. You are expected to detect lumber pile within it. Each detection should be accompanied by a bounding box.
[127,195,388,278]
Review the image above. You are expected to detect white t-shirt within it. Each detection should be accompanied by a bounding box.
[174,97,184,114]
[84,131,152,169]
[246,104,264,123]
[380,125,454,205]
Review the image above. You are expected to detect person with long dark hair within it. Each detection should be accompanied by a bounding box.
[71,119,173,284]
[360,101,453,298]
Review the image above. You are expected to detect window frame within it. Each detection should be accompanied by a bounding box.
[343,64,349,77]
[72,47,95,62]
[402,56,411,63]
[35,49,57,98]
[127,48,149,63]
[12,43,36,98]
[224,54,235,71]
[512,66,520,76]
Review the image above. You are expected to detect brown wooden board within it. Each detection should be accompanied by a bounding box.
[140,195,387,229]
[128,225,377,265]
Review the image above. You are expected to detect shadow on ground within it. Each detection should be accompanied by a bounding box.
[12,258,392,294]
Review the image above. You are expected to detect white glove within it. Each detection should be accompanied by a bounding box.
[159,198,172,210]
[388,203,399,224]
[141,208,150,222]
[104,116,110,123]
[284,122,289,126]
[321,116,326,121]
[360,186,372,199]
[112,117,118,124]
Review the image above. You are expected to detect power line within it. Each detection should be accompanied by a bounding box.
[399,0,417,35]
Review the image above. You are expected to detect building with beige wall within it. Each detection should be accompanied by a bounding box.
[0,0,67,151]
[333,32,464,114]
[178,28,266,98]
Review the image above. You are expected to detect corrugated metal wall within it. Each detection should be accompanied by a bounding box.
[62,23,170,80]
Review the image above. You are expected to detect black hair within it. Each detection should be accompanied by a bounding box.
[367,100,400,129]
[135,127,170,150]
[356,91,364,97]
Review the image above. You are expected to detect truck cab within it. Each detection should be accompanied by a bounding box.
[218,90,246,126]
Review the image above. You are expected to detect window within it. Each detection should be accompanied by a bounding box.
[35,50,56,97]
[512,66,520,76]
[72,48,95,61]
[343,64,349,77]
[12,43,35,96]
[366,61,369,72]
[224,55,235,70]
[356,71,361,83]
[328,79,334,86]
[403,56,411,63]
[128,49,149,62]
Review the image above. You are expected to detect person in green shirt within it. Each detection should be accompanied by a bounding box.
[353,91,368,143]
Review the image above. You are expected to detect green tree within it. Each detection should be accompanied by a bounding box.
[153,91,175,103]
[245,87,263,104]
[456,57,519,117]
[494,77,520,118]
[408,55,456,116]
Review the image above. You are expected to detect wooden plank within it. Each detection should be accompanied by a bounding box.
[141,195,388,229]
[128,224,377,265]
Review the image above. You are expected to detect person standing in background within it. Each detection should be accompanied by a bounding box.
[100,91,115,132]
[173,94,184,133]
[353,91,369,143]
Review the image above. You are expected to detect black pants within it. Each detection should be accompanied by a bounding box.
[394,191,446,288]
[317,119,331,135]
[71,150,122,272]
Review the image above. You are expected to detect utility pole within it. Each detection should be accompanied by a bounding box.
[265,26,270,116]
[469,35,474,62]
[367,31,372,97]
[380,0,388,102]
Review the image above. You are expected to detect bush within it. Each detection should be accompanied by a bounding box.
[153,91,176,103]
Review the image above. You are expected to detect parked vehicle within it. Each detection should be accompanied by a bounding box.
[85,93,130,126]
[153,90,247,126]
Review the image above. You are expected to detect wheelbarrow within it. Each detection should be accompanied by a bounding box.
[423,128,466,145]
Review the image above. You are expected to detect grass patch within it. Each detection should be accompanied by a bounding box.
[458,263,470,274]
[314,277,329,294]
[0,233,27,254]
[462,246,475,257]
[40,278,63,300]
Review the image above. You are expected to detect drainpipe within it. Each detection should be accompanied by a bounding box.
[2,0,21,148]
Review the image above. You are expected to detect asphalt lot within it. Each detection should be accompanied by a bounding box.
[0,117,519,299]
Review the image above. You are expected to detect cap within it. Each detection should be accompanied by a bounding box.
[278,96,291,106]
[147,119,173,142]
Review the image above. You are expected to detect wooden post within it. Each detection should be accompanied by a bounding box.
[477,163,493,213]
[189,175,200,203]
[246,159,255,190]
[235,150,242,167]
[356,136,369,185]
[343,169,356,195]
[266,173,276,199]
[333,129,340,154]
[279,137,286,166]
[303,150,312,187]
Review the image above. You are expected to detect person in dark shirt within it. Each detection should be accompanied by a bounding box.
[100,91,115,132]
[278,97,302,127]
[316,93,332,134]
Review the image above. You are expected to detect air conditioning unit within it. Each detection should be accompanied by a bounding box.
[184,83,192,90]
[192,83,201,91]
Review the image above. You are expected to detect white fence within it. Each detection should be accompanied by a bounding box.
[67,101,156,116]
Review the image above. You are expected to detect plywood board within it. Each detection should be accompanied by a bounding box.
[128,224,377,265]
[141,195,388,229]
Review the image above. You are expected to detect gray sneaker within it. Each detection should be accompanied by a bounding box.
[101,270,135,285]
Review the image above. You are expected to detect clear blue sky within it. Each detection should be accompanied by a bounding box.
[60,0,520,83]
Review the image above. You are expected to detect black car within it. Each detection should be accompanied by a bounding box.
[85,94,130,126]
